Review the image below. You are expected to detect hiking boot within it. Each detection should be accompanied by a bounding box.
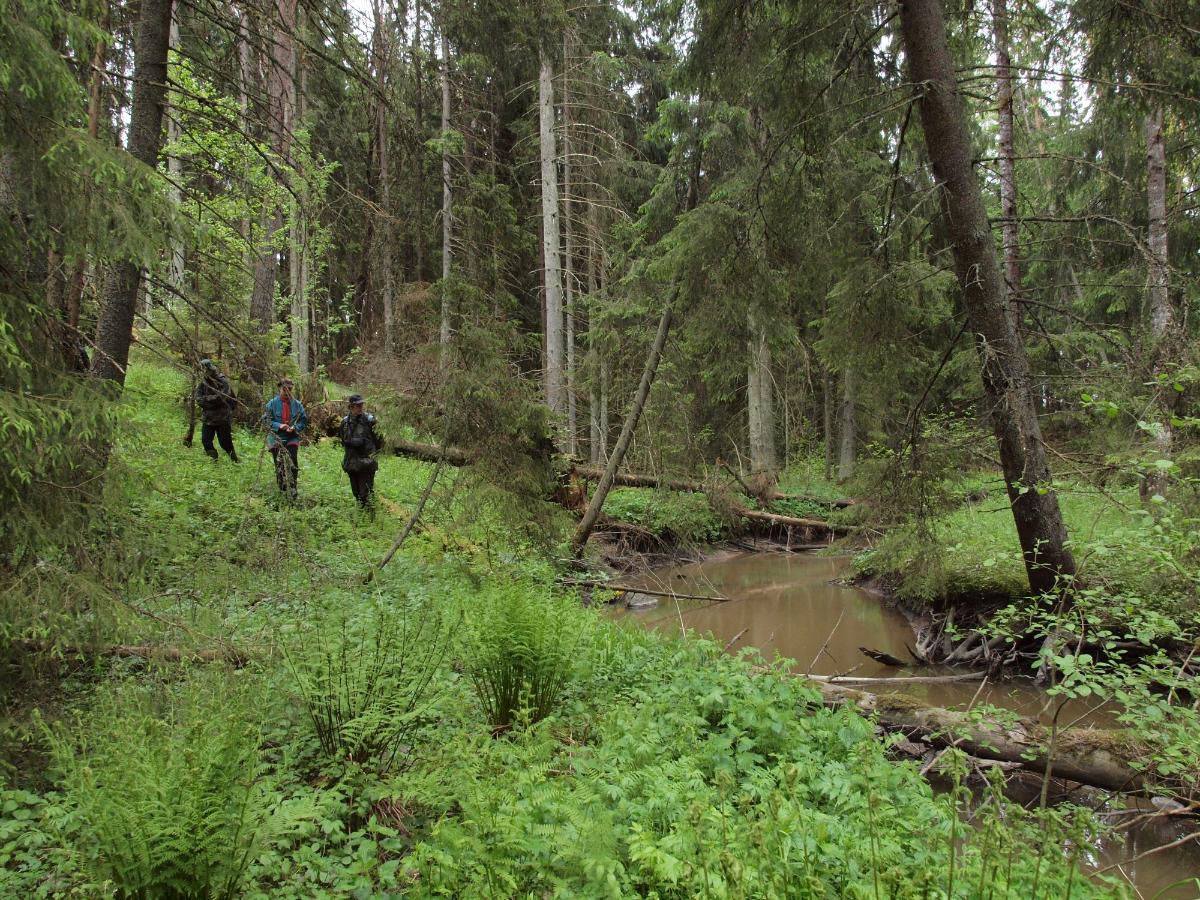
[205,448,219,461]
[229,451,240,464]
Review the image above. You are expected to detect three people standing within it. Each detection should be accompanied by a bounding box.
[264,377,307,499]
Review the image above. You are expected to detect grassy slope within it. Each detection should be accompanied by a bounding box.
[0,363,1112,897]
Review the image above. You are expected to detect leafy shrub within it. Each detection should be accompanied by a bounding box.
[280,595,452,771]
[51,675,268,899]
[465,585,579,731]
[602,488,723,543]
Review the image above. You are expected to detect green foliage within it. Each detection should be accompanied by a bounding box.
[280,595,452,771]
[602,487,724,543]
[465,585,580,732]
[50,674,272,899]
[402,641,1105,897]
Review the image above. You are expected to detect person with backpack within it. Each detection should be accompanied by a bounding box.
[263,377,307,499]
[195,359,238,463]
[339,394,381,511]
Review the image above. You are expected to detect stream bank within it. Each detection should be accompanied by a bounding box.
[609,549,1200,898]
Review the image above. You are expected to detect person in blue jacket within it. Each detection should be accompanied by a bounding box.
[263,377,307,499]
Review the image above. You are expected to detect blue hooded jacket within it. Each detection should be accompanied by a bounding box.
[263,395,308,449]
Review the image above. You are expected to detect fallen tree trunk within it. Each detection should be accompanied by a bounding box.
[811,679,1149,794]
[573,465,858,508]
[389,442,858,510]
[15,639,251,666]
[731,505,853,535]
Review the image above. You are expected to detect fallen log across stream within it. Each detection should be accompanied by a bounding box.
[388,444,859,513]
[808,678,1152,795]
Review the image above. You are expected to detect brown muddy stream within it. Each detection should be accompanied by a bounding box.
[615,550,1200,898]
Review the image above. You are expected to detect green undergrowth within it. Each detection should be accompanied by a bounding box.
[602,487,724,543]
[855,478,1199,626]
[0,363,1121,896]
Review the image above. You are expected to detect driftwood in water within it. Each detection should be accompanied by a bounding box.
[859,647,910,667]
[809,671,984,686]
[811,679,1148,794]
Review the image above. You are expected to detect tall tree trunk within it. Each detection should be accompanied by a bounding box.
[900,0,1075,598]
[412,0,425,280]
[289,20,309,374]
[164,6,184,305]
[587,204,601,466]
[92,0,174,385]
[439,30,453,352]
[64,0,112,338]
[1142,106,1175,501]
[563,32,578,456]
[823,368,835,482]
[539,50,565,418]
[838,368,856,482]
[571,299,674,556]
[993,0,1020,330]
[371,0,395,352]
[747,312,775,474]
[598,249,609,463]
[249,0,297,336]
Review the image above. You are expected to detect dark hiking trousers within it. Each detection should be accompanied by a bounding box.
[271,444,299,497]
[202,422,235,459]
[347,468,376,506]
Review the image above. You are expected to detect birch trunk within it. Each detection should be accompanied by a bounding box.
[538,51,565,417]
[1142,106,1174,500]
[900,0,1075,598]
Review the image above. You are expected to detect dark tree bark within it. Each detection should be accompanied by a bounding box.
[900,0,1075,597]
[91,0,174,385]
[992,0,1022,331]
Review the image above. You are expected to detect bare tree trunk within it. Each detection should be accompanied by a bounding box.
[539,50,565,419]
[1142,106,1175,501]
[823,368,835,482]
[412,0,425,280]
[571,299,674,556]
[587,207,600,465]
[371,0,395,353]
[993,0,1020,331]
[92,0,174,385]
[164,6,184,306]
[838,368,856,482]
[563,34,578,456]
[439,30,453,353]
[747,311,775,474]
[289,39,309,374]
[900,0,1075,598]
[248,0,297,336]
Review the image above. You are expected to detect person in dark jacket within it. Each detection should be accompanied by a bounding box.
[340,394,381,510]
[263,378,307,499]
[196,359,239,462]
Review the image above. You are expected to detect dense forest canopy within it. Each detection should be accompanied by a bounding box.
[2,0,1199,894]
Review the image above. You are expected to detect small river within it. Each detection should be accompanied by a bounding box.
[615,549,1200,898]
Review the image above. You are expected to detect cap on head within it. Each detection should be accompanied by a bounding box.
[200,358,215,370]
[348,394,364,406]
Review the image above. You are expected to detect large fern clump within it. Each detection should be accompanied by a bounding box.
[280,594,452,771]
[52,675,268,899]
[465,585,579,732]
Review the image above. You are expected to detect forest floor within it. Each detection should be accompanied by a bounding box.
[0,360,1124,897]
